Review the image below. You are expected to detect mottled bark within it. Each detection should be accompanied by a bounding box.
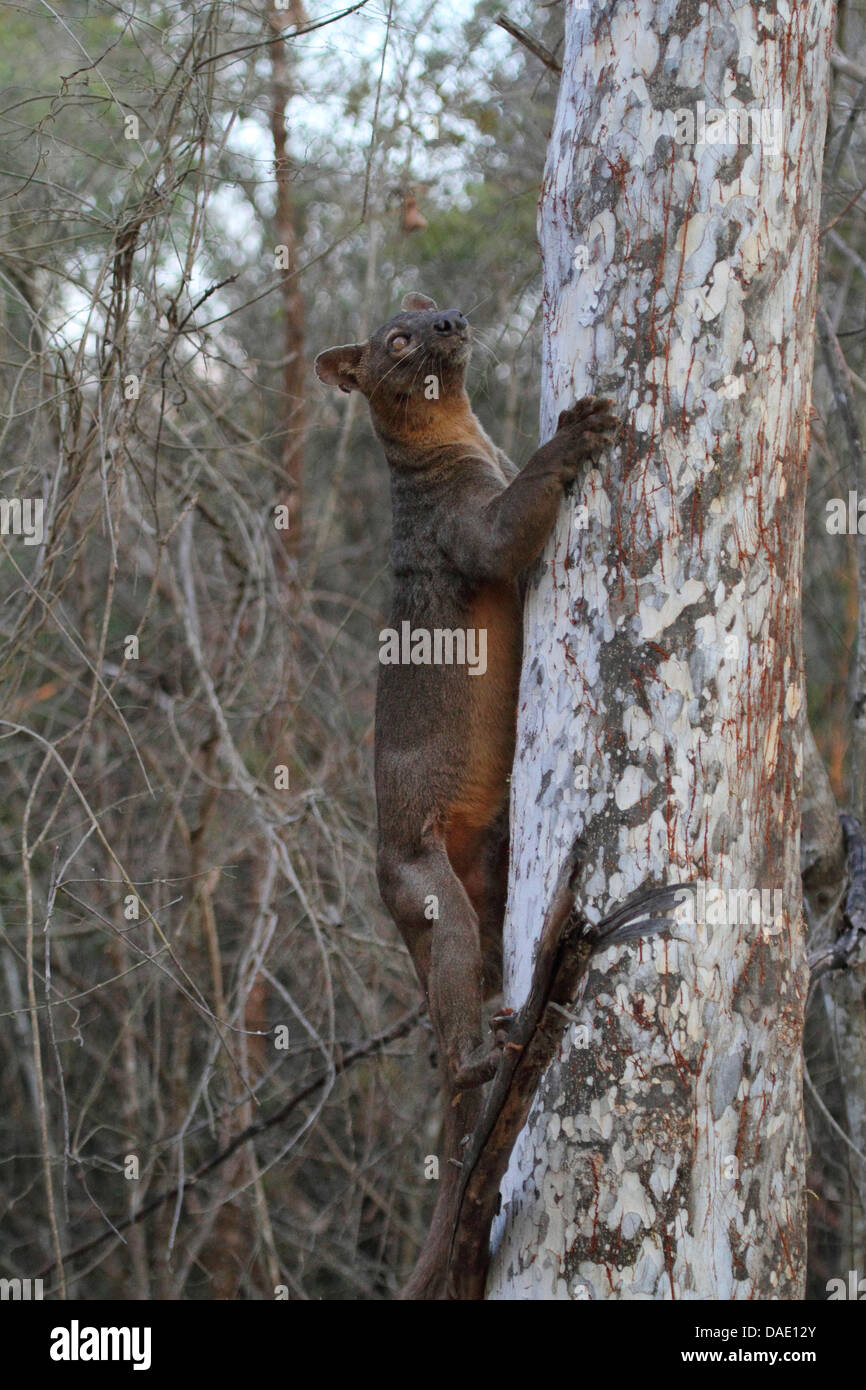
[488,0,834,1300]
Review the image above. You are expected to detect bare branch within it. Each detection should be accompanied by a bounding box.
[39,1006,424,1287]
[494,15,562,74]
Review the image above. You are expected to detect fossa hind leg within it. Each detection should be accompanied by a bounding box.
[377,829,499,1088]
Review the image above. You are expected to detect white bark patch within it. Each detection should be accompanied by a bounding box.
[614,765,645,810]
[638,578,705,641]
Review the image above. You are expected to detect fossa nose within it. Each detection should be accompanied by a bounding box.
[432,311,467,337]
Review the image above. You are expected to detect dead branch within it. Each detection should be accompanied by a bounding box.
[494,15,562,74]
[401,839,686,1300]
[38,1004,424,1288]
[809,814,866,983]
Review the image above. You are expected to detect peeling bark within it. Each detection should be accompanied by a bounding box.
[487,0,834,1300]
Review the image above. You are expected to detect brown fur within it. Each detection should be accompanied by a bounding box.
[315,293,618,1297]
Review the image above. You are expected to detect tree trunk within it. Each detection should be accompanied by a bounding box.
[487,0,834,1300]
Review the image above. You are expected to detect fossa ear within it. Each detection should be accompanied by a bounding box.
[400,292,437,312]
[314,343,365,394]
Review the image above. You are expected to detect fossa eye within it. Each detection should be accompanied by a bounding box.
[390,334,409,351]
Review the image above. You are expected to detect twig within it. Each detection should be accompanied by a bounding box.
[38,1005,424,1285]
[809,814,866,984]
[831,48,866,85]
[804,1056,866,1171]
[494,15,562,74]
[195,2,373,71]
[816,307,866,819]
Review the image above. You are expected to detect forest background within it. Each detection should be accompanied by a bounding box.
[0,0,863,1298]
